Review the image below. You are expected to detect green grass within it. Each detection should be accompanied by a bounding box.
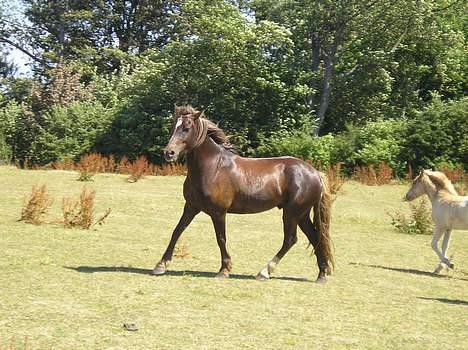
[0,166,467,350]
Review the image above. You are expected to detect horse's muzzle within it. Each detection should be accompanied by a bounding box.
[163,149,177,162]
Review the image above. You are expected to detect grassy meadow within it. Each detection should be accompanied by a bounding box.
[0,166,467,350]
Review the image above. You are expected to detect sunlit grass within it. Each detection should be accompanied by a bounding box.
[0,166,467,349]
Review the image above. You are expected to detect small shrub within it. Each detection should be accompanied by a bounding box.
[127,156,150,182]
[76,153,103,181]
[353,166,377,185]
[353,162,393,185]
[118,156,130,174]
[62,187,110,229]
[52,157,76,171]
[151,163,187,176]
[436,163,464,183]
[173,242,192,259]
[326,163,345,194]
[376,161,393,185]
[389,199,432,235]
[20,185,53,224]
[103,155,117,173]
[405,164,414,182]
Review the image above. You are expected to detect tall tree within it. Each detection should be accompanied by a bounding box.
[253,0,467,134]
[9,0,182,74]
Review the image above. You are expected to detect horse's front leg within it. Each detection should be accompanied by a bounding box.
[441,229,454,269]
[210,213,232,278]
[152,204,200,275]
[431,226,448,274]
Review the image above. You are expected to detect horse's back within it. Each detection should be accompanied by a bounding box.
[225,155,322,214]
[433,195,468,230]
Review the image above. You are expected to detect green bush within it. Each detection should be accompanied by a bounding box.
[332,119,407,175]
[401,97,468,170]
[389,199,433,235]
[254,132,336,168]
[0,101,25,164]
[32,101,114,165]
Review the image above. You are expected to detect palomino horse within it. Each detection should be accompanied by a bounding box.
[405,170,468,273]
[152,105,334,282]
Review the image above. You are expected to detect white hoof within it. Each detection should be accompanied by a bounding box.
[433,263,445,275]
[256,268,270,281]
[152,261,167,275]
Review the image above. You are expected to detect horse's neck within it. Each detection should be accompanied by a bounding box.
[423,181,439,204]
[186,137,222,176]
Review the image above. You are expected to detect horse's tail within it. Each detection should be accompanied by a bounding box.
[313,172,334,274]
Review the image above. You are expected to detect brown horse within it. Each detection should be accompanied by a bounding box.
[152,105,334,282]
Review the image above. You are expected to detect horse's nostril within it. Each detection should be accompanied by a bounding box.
[169,151,175,156]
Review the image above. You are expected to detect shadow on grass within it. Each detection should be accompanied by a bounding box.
[417,297,468,306]
[349,262,468,282]
[64,266,310,283]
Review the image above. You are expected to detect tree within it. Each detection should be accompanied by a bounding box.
[2,1,182,75]
[252,0,467,134]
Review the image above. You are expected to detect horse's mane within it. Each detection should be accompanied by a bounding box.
[425,171,458,196]
[174,105,237,154]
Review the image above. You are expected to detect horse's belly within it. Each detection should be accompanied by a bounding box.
[227,196,279,214]
[435,204,468,230]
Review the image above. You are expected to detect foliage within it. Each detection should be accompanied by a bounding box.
[31,101,114,166]
[255,132,336,168]
[62,187,110,229]
[126,156,150,183]
[401,97,468,171]
[334,119,407,176]
[19,184,53,224]
[326,163,345,194]
[389,199,433,235]
[353,162,393,186]
[0,0,466,171]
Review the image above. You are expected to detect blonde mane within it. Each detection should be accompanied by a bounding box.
[425,171,458,196]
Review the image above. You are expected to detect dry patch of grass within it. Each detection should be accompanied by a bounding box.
[0,167,467,350]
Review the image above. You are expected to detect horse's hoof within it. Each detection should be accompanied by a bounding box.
[448,262,454,269]
[433,264,444,274]
[216,271,230,278]
[256,273,269,281]
[152,262,167,275]
[256,268,270,281]
[315,276,327,284]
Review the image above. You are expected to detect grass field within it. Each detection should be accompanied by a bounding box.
[0,166,467,350]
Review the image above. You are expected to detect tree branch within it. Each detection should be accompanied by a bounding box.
[0,37,48,66]
[432,0,464,13]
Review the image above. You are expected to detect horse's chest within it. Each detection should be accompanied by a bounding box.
[183,178,233,210]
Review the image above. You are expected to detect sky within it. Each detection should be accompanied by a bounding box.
[1,0,32,76]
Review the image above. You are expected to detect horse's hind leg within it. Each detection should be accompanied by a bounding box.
[298,214,328,282]
[152,204,200,275]
[256,211,298,281]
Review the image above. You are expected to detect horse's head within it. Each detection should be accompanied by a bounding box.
[405,170,428,201]
[163,110,204,162]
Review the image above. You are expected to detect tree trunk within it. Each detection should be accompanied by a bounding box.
[306,32,321,111]
[314,53,333,136]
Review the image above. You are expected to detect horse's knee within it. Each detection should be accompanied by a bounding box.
[291,234,298,245]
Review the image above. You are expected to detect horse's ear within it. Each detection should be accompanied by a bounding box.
[193,110,204,120]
